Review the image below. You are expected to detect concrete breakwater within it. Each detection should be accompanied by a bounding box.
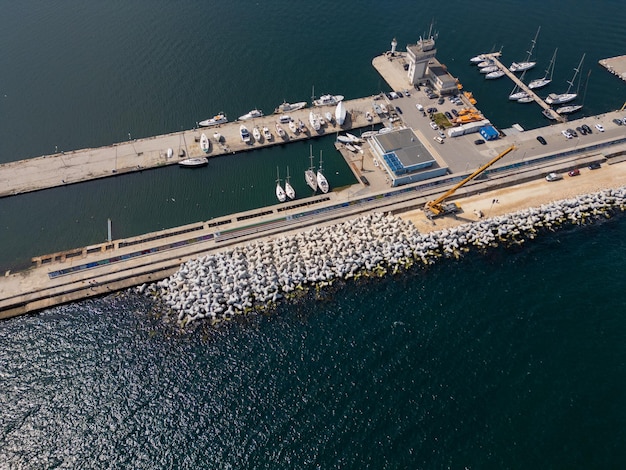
[140,187,626,326]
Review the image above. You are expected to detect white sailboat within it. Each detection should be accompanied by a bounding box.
[545,53,585,105]
[275,167,286,203]
[508,71,529,100]
[335,100,347,126]
[528,48,557,90]
[556,69,590,115]
[485,70,505,79]
[316,151,329,194]
[509,26,540,72]
[285,167,296,200]
[305,145,318,192]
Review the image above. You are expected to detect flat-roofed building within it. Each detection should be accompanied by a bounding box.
[368,128,448,187]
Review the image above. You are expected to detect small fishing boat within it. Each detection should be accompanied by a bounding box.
[240,125,251,143]
[200,133,210,153]
[275,123,286,138]
[365,111,373,122]
[263,126,272,141]
[252,126,261,141]
[288,120,298,134]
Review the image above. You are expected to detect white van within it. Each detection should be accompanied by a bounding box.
[434,136,444,144]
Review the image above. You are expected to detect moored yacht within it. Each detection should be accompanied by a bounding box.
[273,101,307,114]
[200,133,210,153]
[313,94,344,107]
[240,125,251,143]
[238,109,264,121]
[316,151,329,194]
[304,145,317,192]
[545,53,585,105]
[485,70,505,79]
[309,111,321,131]
[335,100,347,126]
[275,167,286,203]
[285,166,296,200]
[509,26,540,73]
[528,48,557,90]
[199,113,227,127]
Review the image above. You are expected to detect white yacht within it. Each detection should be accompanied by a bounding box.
[313,94,344,107]
[262,126,272,141]
[288,120,297,134]
[545,53,585,105]
[528,48,557,90]
[335,100,347,126]
[316,151,329,194]
[198,113,227,127]
[252,126,261,141]
[480,65,499,74]
[485,70,505,79]
[470,54,486,64]
[556,104,583,115]
[275,123,286,138]
[275,167,286,203]
[309,111,321,131]
[179,157,208,168]
[509,26,540,72]
[305,145,318,192]
[517,96,534,103]
[240,125,251,143]
[284,167,296,200]
[273,101,307,114]
[238,109,264,121]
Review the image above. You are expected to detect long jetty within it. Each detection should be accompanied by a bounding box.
[483,53,565,123]
[0,97,382,198]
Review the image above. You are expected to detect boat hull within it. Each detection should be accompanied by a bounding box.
[179,157,208,168]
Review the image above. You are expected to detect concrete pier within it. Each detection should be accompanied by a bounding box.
[0,97,382,198]
[599,55,626,84]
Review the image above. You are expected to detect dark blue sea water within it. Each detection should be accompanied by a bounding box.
[1,1,626,467]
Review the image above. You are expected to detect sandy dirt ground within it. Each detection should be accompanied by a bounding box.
[400,161,626,233]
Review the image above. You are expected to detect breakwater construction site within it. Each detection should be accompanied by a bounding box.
[1,36,626,322]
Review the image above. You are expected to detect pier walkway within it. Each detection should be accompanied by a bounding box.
[483,53,565,123]
[0,97,382,198]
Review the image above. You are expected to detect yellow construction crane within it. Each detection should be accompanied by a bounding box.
[620,101,626,111]
[424,145,516,217]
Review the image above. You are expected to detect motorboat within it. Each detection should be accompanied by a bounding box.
[285,167,296,200]
[275,167,286,203]
[380,103,388,114]
[528,48,557,90]
[325,112,334,124]
[373,103,383,115]
[365,111,373,122]
[485,70,505,79]
[309,111,321,131]
[509,26,540,73]
[336,135,352,144]
[517,96,534,103]
[305,145,318,191]
[344,143,357,152]
[479,65,499,74]
[477,60,494,68]
[545,53,585,105]
[240,125,251,143]
[178,157,208,168]
[213,132,223,142]
[346,133,362,143]
[313,94,344,107]
[361,130,378,139]
[275,123,286,138]
[166,148,173,158]
[200,133,210,153]
[470,54,486,64]
[288,120,297,134]
[199,113,227,127]
[238,109,263,121]
[262,126,272,141]
[335,100,347,126]
[252,126,261,141]
[297,119,307,133]
[316,151,329,194]
[274,101,307,114]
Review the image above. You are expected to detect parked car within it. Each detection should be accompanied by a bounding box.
[396,90,403,97]
[568,169,580,177]
[545,172,563,182]
[588,162,601,170]
[474,139,485,145]
[451,109,459,117]
[613,118,623,126]
[434,136,444,144]
[595,123,605,132]
[438,131,446,139]
[536,135,547,145]
[395,106,403,114]
[444,111,453,120]
[582,124,592,134]
[561,130,573,139]
[437,97,445,105]
[567,128,578,137]
[430,122,439,130]
[576,126,585,135]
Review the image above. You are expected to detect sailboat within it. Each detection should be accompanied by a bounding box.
[304,145,318,192]
[316,150,329,194]
[528,47,557,90]
[285,167,296,200]
[510,26,540,72]
[545,53,585,105]
[275,167,286,202]
[556,69,590,115]
[509,71,530,100]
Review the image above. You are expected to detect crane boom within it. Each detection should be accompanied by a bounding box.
[425,145,515,216]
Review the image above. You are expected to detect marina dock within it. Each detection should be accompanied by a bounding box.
[482,53,565,123]
[599,55,626,84]
[0,97,382,198]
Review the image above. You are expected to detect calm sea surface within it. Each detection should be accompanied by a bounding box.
[1,0,626,467]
